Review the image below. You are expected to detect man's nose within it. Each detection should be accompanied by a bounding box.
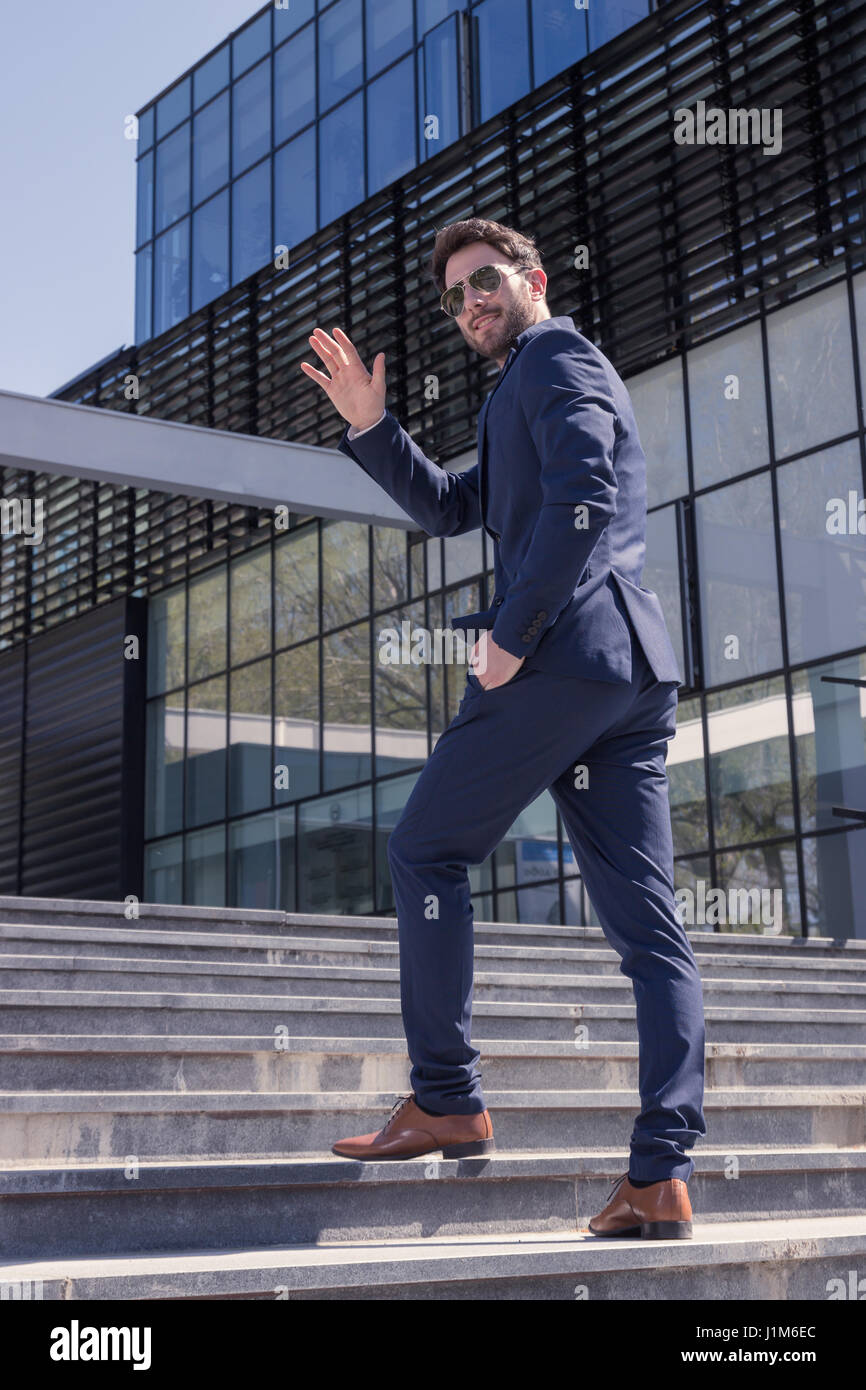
[463,287,490,315]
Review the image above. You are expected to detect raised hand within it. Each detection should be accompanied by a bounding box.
[300,327,386,431]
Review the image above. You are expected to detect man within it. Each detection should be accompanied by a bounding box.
[300,218,706,1239]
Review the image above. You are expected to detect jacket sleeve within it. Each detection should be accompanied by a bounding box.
[337,408,482,537]
[490,333,619,660]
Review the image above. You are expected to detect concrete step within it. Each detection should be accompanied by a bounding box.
[4,923,866,984]
[1,1035,864,1093]
[5,953,866,1011]
[1,897,863,958]
[3,1149,866,1259]
[2,1087,863,1163]
[2,1215,865,1299]
[3,990,866,1043]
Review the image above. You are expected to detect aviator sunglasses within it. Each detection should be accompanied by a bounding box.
[440,262,531,318]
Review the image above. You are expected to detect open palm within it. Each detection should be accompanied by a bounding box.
[300,327,386,431]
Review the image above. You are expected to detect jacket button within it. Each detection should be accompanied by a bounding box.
[521,634,532,644]
[494,597,503,606]
[491,531,500,542]
[537,610,547,620]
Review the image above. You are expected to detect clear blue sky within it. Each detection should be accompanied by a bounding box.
[0,0,262,398]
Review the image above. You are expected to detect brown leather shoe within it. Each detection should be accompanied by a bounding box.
[586,1173,693,1239]
[332,1093,495,1160]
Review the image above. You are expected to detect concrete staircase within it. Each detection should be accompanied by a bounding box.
[0,895,865,1300]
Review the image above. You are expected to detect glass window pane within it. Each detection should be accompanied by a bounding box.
[688,320,769,488]
[135,245,153,343]
[366,0,413,78]
[588,0,650,48]
[852,268,866,409]
[193,92,229,205]
[145,694,185,838]
[319,93,364,223]
[275,524,319,646]
[298,785,373,914]
[319,0,363,111]
[791,652,866,834]
[274,128,316,251]
[367,54,415,193]
[233,57,271,175]
[192,190,229,311]
[322,520,369,628]
[475,0,530,122]
[767,281,857,459]
[494,790,558,890]
[421,15,460,155]
[156,77,190,139]
[323,623,372,789]
[373,526,409,611]
[706,676,794,848]
[155,123,190,232]
[153,219,190,336]
[802,829,866,937]
[644,504,684,683]
[626,358,689,507]
[186,676,227,828]
[233,11,270,76]
[136,151,154,246]
[229,809,295,910]
[147,586,185,695]
[443,530,483,586]
[194,45,229,108]
[532,0,588,86]
[230,547,271,665]
[715,841,800,935]
[230,657,271,817]
[232,158,271,284]
[275,643,320,802]
[138,106,154,151]
[418,0,461,36]
[188,567,227,680]
[695,472,783,686]
[668,696,709,855]
[274,23,316,144]
[144,835,182,904]
[185,825,225,905]
[375,601,428,777]
[274,0,315,44]
[777,439,866,665]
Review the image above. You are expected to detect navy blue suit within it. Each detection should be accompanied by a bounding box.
[338,315,706,1183]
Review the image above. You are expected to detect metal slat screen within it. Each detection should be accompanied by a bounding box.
[0,0,863,650]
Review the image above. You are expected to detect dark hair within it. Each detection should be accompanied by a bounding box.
[429,217,545,295]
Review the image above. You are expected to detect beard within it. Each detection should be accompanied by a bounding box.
[464,292,534,361]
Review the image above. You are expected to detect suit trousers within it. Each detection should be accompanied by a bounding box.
[385,604,707,1183]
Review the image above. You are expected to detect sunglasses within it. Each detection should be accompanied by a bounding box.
[439,263,531,318]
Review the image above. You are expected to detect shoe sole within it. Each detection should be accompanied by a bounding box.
[586,1220,693,1239]
[331,1136,496,1161]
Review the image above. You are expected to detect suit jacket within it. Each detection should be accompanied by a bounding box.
[336,315,682,687]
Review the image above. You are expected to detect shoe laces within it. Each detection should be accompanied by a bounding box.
[385,1093,414,1128]
[605,1171,629,1202]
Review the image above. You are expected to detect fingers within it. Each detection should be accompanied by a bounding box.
[299,361,333,390]
[309,326,349,367]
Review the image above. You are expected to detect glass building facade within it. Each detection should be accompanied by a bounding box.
[5,0,860,935]
[140,268,866,936]
[134,0,651,341]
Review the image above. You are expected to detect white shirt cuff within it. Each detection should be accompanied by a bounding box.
[347,410,386,440]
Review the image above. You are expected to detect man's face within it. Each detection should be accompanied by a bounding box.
[443,241,546,364]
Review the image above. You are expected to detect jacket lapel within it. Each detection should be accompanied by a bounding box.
[477,347,518,530]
